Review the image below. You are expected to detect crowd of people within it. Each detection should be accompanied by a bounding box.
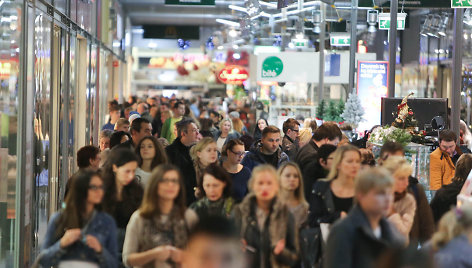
[34,95,472,268]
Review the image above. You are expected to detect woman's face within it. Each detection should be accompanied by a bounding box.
[337,151,361,179]
[158,170,181,201]
[258,119,267,131]
[203,174,226,201]
[113,161,138,187]
[197,143,218,166]
[227,145,245,165]
[99,137,110,151]
[253,171,279,202]
[280,165,300,192]
[87,176,104,205]
[120,135,129,144]
[140,139,156,160]
[393,172,409,194]
[222,121,231,134]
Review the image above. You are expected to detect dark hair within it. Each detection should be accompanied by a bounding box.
[312,122,342,142]
[173,101,184,109]
[439,130,457,143]
[101,148,143,217]
[380,141,405,160]
[262,125,280,138]
[130,117,151,134]
[176,117,195,138]
[199,118,214,132]
[188,215,238,242]
[135,136,168,169]
[139,164,186,219]
[283,118,300,134]
[222,139,245,157]
[109,104,120,113]
[110,131,132,149]
[360,148,376,166]
[77,145,100,169]
[128,96,137,105]
[55,170,102,239]
[454,154,472,182]
[161,102,170,108]
[318,144,337,161]
[253,118,268,139]
[198,163,232,198]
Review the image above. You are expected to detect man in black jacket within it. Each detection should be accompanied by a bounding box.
[165,118,199,205]
[282,118,300,161]
[324,167,403,268]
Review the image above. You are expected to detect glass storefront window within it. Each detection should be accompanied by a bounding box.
[0,0,21,267]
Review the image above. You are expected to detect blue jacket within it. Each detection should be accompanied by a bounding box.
[241,141,289,171]
[435,235,472,268]
[39,210,118,268]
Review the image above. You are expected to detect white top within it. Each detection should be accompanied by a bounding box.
[373,227,382,239]
[217,137,227,151]
[135,168,151,188]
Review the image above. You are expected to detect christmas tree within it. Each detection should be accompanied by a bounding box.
[335,99,345,123]
[316,99,326,120]
[324,100,338,122]
[341,93,365,128]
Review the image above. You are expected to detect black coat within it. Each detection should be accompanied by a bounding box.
[430,179,464,223]
[165,137,197,205]
[301,160,328,201]
[295,140,319,172]
[308,180,342,228]
[408,176,435,245]
[324,205,404,268]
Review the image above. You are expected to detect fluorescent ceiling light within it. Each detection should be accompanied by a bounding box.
[216,19,240,28]
[259,1,277,8]
[229,5,247,13]
[132,28,144,34]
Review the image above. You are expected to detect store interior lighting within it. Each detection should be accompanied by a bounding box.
[367,10,378,33]
[312,10,322,34]
[427,15,441,38]
[420,15,432,37]
[216,19,240,28]
[438,15,449,37]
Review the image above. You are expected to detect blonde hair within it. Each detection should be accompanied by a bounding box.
[381,156,413,178]
[190,137,216,164]
[277,162,308,206]
[355,167,394,195]
[326,144,361,181]
[219,118,234,133]
[431,205,472,251]
[298,128,312,147]
[232,118,244,134]
[248,164,279,192]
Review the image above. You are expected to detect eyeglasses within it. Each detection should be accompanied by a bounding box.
[230,150,246,157]
[160,178,180,184]
[290,128,299,133]
[89,185,104,191]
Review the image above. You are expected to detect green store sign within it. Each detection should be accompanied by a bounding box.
[261,56,284,78]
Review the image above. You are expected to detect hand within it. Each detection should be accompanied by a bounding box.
[60,229,82,248]
[85,235,102,253]
[340,211,347,218]
[273,239,285,255]
[167,246,183,263]
[241,239,247,252]
[153,246,171,261]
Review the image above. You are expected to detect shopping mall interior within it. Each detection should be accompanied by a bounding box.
[1,0,472,267]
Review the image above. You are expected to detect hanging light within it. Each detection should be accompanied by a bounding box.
[427,15,440,38]
[312,10,322,34]
[438,15,449,37]
[367,10,378,33]
[420,15,432,37]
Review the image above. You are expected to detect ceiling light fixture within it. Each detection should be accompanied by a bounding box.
[216,19,240,28]
[367,10,378,33]
[312,10,322,34]
[228,5,248,13]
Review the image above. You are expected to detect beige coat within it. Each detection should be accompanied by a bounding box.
[388,193,416,245]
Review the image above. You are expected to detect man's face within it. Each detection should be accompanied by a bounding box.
[183,235,246,268]
[357,187,394,218]
[261,132,281,154]
[175,104,186,117]
[286,125,300,141]
[183,123,199,145]
[440,140,456,157]
[325,137,340,146]
[133,123,152,144]
[110,110,120,121]
[160,105,169,114]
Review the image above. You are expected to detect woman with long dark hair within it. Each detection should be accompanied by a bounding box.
[190,163,234,218]
[135,136,168,186]
[38,170,118,267]
[101,148,144,266]
[122,164,198,268]
[253,118,268,141]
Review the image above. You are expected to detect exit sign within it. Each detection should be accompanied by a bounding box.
[330,33,350,46]
[292,39,308,48]
[451,0,472,7]
[378,13,407,30]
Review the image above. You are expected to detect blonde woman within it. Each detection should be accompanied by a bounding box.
[278,162,309,230]
[214,118,241,151]
[308,145,361,228]
[190,137,219,198]
[433,205,472,267]
[234,165,299,268]
[298,128,312,148]
[381,156,416,243]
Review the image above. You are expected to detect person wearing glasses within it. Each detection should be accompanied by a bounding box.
[165,118,200,205]
[122,164,198,268]
[222,139,251,203]
[282,118,301,161]
[37,169,118,268]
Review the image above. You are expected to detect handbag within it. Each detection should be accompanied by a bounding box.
[299,226,322,268]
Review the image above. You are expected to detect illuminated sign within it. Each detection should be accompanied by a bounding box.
[218,66,249,84]
[0,61,11,79]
